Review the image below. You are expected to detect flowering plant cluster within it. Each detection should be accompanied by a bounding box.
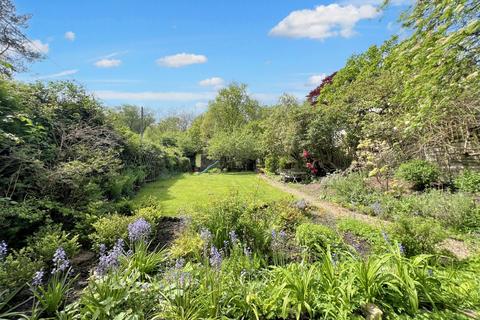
[52,247,70,274]
[302,149,319,175]
[96,239,125,276]
[0,241,7,261]
[128,218,151,243]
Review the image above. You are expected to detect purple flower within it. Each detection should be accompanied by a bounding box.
[32,269,44,287]
[96,239,124,276]
[398,243,405,255]
[370,201,383,216]
[427,269,434,276]
[175,258,185,269]
[381,230,391,245]
[229,230,238,244]
[271,229,287,251]
[0,241,7,260]
[200,228,212,244]
[128,218,151,243]
[209,246,222,271]
[51,247,70,274]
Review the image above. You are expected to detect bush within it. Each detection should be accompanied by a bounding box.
[395,160,440,189]
[264,156,278,174]
[390,216,446,256]
[295,223,339,252]
[321,172,374,208]
[454,170,480,193]
[27,225,80,264]
[0,247,44,290]
[89,205,162,249]
[169,230,204,260]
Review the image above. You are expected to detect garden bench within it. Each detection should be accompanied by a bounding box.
[280,170,307,183]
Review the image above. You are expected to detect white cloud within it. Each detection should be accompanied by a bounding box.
[94,59,122,68]
[269,4,380,40]
[307,73,327,86]
[94,90,215,101]
[156,53,207,68]
[27,39,49,54]
[64,31,75,41]
[36,69,78,80]
[341,0,412,5]
[199,77,225,88]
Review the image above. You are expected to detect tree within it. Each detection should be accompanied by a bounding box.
[109,105,155,135]
[0,0,42,75]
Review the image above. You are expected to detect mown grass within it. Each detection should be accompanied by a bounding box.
[132,172,292,216]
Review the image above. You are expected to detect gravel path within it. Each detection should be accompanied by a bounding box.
[260,174,473,260]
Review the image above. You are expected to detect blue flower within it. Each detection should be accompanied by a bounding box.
[128,218,151,243]
[0,241,7,261]
[209,245,222,271]
[398,243,405,255]
[96,239,124,276]
[32,269,44,286]
[51,247,70,274]
[200,228,212,244]
[229,230,238,244]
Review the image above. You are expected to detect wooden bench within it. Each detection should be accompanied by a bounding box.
[280,170,307,183]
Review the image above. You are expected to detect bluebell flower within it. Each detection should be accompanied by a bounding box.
[229,230,238,244]
[0,241,7,261]
[128,218,151,243]
[381,230,391,245]
[209,245,222,271]
[370,201,383,216]
[200,228,212,244]
[51,247,70,274]
[398,243,405,255]
[96,239,124,276]
[32,269,44,286]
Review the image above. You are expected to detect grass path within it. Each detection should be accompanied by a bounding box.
[260,174,473,259]
[133,172,292,216]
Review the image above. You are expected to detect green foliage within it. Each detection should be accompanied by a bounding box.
[89,204,161,248]
[123,241,166,279]
[32,270,76,316]
[27,225,80,264]
[390,216,446,257]
[296,223,339,252]
[454,170,480,193]
[337,218,386,250]
[264,155,278,173]
[0,247,43,290]
[395,160,440,189]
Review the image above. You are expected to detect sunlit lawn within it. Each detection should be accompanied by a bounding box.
[132,172,292,216]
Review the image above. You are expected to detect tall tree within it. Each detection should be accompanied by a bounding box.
[0,0,42,75]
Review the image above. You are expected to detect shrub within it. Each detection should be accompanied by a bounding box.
[390,216,446,256]
[454,170,480,193]
[89,205,162,249]
[395,160,440,189]
[336,218,386,250]
[27,225,80,264]
[295,223,339,252]
[321,172,374,208]
[264,156,278,174]
[0,247,44,290]
[169,230,204,260]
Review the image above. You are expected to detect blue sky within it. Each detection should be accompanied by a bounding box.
[15,0,410,117]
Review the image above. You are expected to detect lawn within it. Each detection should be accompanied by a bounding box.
[132,172,292,215]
